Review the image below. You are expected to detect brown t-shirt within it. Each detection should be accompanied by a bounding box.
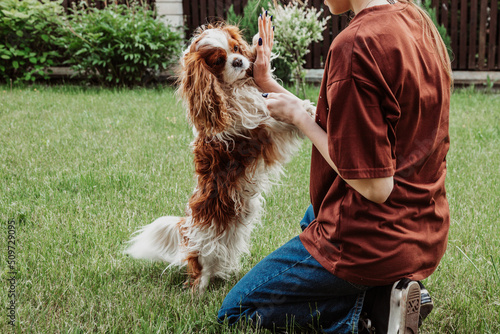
[300,3,451,286]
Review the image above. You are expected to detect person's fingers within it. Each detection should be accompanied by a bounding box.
[262,11,271,46]
[264,12,272,46]
[262,93,273,106]
[270,19,274,48]
[267,18,274,50]
[263,97,275,112]
[258,13,263,35]
[262,92,278,100]
[260,16,267,44]
[258,11,273,52]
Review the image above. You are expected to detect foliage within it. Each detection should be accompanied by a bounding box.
[227,0,272,43]
[420,0,452,60]
[227,0,292,83]
[64,3,183,86]
[0,0,65,83]
[484,74,498,94]
[0,0,184,86]
[270,1,329,96]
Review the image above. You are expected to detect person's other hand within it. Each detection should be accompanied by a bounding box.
[263,93,309,126]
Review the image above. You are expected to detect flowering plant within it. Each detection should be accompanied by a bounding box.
[271,1,329,95]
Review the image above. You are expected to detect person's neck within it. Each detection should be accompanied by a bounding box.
[352,0,393,15]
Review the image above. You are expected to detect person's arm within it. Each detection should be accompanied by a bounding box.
[295,111,393,204]
[255,12,393,203]
[265,93,394,204]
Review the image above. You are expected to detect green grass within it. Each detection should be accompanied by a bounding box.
[0,84,498,333]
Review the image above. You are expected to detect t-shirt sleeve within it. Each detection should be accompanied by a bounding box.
[326,77,396,179]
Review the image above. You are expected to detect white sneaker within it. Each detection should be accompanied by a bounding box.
[387,279,421,334]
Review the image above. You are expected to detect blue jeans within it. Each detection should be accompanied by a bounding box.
[218,205,368,333]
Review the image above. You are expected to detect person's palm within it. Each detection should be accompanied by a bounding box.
[254,13,274,88]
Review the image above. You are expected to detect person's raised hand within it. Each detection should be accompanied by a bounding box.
[254,10,275,90]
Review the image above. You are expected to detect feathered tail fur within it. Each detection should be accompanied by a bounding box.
[124,216,185,267]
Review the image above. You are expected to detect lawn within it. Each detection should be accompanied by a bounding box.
[0,84,498,333]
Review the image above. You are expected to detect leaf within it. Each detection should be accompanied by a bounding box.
[41,34,49,42]
[29,57,37,64]
[13,60,19,69]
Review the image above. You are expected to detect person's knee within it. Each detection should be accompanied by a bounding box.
[217,306,239,325]
[218,289,247,325]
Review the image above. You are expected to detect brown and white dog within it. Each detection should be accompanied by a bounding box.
[124,23,315,292]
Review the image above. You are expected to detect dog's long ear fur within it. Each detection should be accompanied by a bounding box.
[178,50,232,137]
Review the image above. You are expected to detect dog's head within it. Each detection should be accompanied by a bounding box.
[183,23,256,84]
[177,23,257,137]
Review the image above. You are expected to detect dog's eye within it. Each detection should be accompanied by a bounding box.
[233,45,239,53]
[215,57,225,66]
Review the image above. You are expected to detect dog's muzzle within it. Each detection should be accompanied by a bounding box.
[232,58,244,68]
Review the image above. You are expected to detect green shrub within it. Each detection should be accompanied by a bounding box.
[271,1,329,96]
[227,0,272,43]
[420,0,453,60]
[227,0,292,84]
[63,3,183,86]
[0,0,65,83]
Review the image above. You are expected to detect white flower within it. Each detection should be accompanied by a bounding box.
[270,0,330,89]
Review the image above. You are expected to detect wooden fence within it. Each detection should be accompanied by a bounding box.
[435,0,499,70]
[181,0,500,71]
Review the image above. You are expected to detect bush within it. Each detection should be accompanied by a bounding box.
[227,0,292,83]
[420,0,452,60]
[227,0,271,43]
[271,1,329,96]
[64,3,183,86]
[0,0,65,83]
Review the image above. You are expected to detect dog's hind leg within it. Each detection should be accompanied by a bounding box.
[197,269,211,294]
[185,253,206,292]
[185,253,215,293]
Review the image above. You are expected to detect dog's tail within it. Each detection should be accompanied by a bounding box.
[124,216,185,266]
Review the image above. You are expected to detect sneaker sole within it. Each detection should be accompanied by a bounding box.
[387,280,421,334]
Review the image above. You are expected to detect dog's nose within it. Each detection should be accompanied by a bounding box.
[232,58,243,68]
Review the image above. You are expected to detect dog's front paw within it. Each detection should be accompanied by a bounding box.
[302,99,316,118]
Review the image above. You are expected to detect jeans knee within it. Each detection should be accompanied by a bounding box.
[217,306,232,324]
[218,291,246,325]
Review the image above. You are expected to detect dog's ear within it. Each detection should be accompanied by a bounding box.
[178,51,232,137]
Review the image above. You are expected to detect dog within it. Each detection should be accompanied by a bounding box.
[124,23,315,293]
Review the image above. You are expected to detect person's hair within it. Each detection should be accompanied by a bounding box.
[399,0,453,85]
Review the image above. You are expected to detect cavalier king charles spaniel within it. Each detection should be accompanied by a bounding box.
[125,23,315,293]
